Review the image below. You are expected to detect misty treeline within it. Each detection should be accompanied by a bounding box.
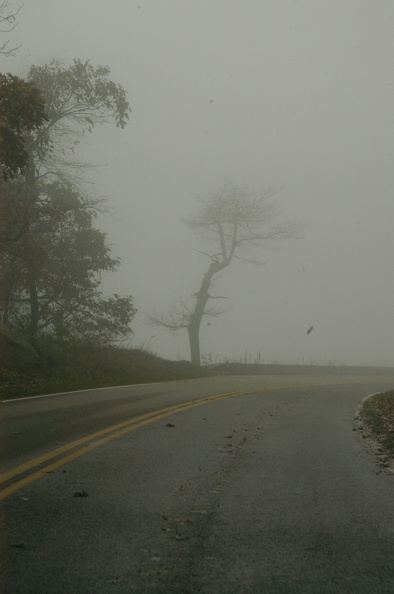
[0,59,136,358]
[148,182,302,366]
[0,55,301,372]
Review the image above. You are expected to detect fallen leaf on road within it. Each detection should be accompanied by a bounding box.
[166,423,175,428]
[73,490,88,498]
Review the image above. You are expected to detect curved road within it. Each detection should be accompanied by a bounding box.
[1,375,394,593]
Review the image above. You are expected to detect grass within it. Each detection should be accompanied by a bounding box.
[361,390,394,458]
[2,337,394,402]
[210,362,394,376]
[0,339,211,400]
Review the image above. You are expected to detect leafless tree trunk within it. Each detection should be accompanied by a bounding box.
[187,259,228,365]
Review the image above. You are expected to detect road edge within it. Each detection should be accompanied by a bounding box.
[354,392,394,474]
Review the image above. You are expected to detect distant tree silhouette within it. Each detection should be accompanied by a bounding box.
[148,181,302,365]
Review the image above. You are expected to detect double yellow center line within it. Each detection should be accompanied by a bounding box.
[0,389,250,500]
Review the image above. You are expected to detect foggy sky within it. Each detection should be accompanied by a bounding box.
[4,1,394,366]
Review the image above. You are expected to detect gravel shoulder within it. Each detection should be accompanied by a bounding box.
[356,390,394,473]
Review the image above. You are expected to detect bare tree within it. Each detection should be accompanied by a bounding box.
[148,181,302,366]
[0,0,22,56]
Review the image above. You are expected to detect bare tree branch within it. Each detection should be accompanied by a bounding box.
[0,0,22,56]
[146,296,195,330]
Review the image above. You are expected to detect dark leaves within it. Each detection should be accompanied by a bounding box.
[73,490,88,498]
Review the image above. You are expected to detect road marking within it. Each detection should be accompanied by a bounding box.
[1,381,168,403]
[0,389,249,500]
[3,380,385,500]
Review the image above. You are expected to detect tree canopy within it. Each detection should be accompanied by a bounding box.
[0,73,47,178]
[0,59,135,354]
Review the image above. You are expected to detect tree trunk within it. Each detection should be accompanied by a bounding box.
[188,323,201,366]
[24,154,40,350]
[187,259,227,366]
[27,266,39,346]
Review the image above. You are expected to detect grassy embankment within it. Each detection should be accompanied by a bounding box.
[0,340,211,400]
[2,337,394,402]
[360,390,394,460]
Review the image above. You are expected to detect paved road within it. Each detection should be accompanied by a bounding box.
[1,376,394,592]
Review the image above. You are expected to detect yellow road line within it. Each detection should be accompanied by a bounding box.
[3,380,375,500]
[0,389,248,500]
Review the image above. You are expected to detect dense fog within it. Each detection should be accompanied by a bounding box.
[5,0,394,366]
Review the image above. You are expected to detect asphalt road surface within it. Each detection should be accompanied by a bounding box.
[1,375,394,593]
